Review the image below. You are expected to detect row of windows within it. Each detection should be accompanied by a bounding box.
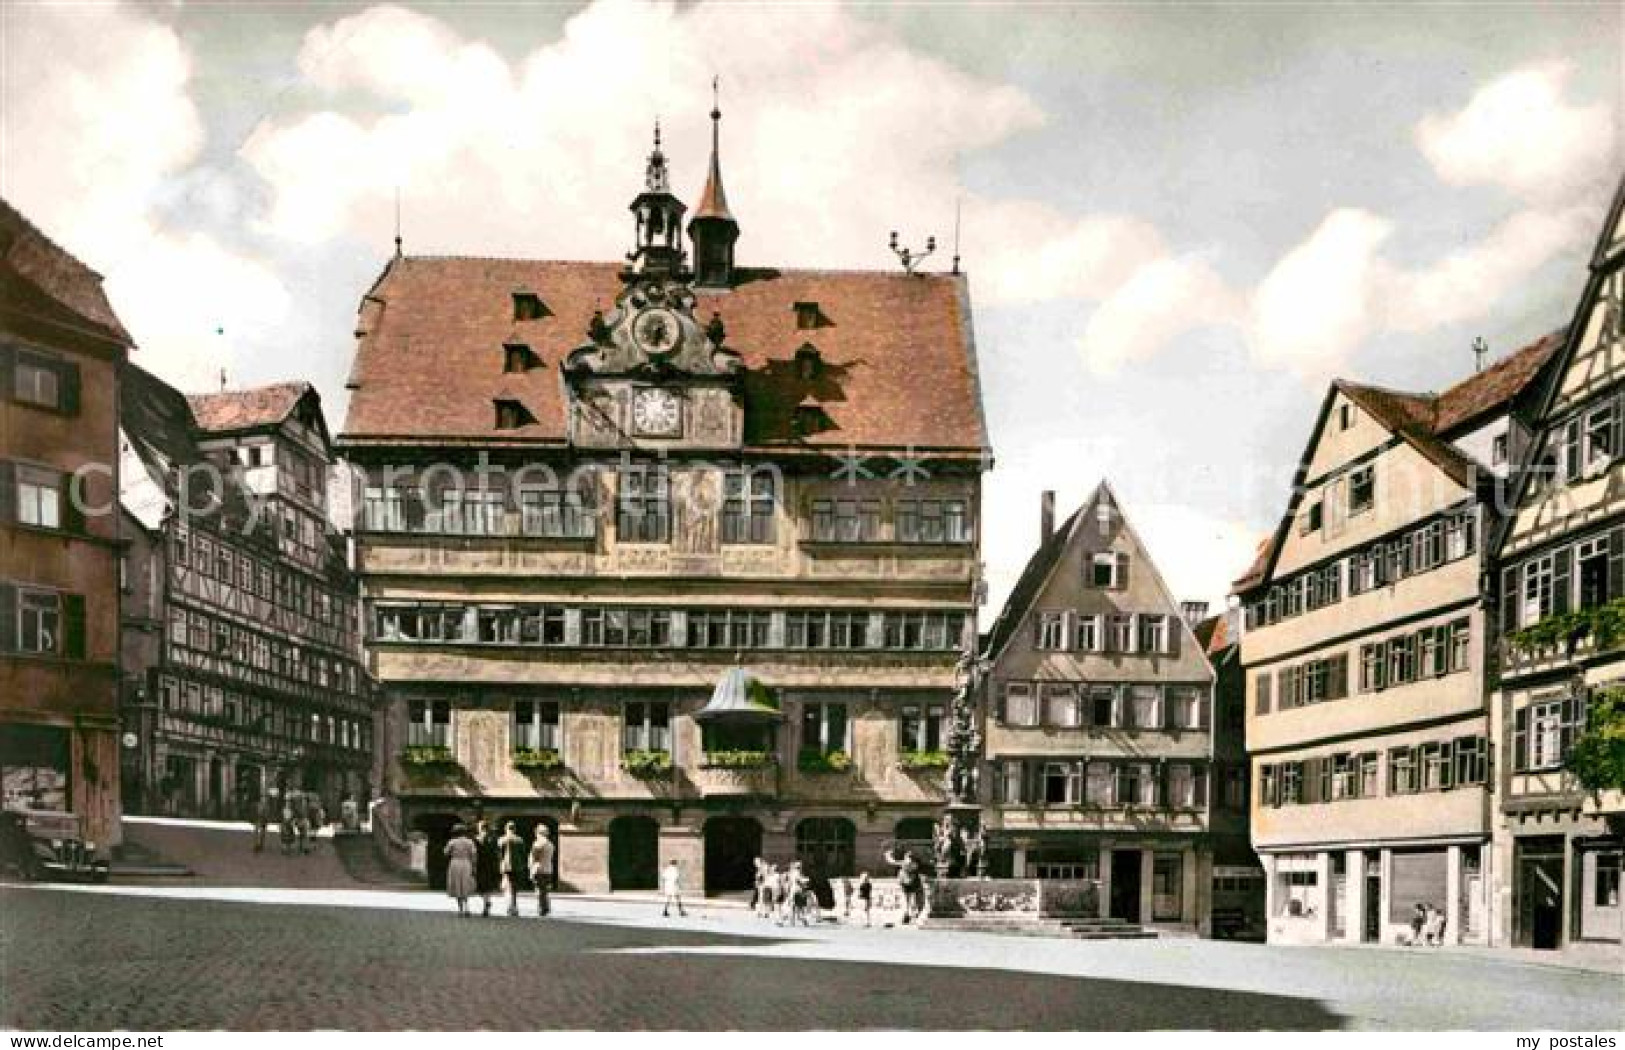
[1254,619,1470,715]
[158,676,371,753]
[374,604,968,651]
[1502,525,1622,633]
[360,474,974,546]
[171,526,355,634]
[1000,681,1209,731]
[1031,610,1176,655]
[1245,511,1476,629]
[1259,735,1489,805]
[406,698,946,759]
[992,758,1210,809]
[169,606,363,697]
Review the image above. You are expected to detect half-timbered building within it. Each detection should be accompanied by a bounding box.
[340,109,989,893]
[1491,176,1625,954]
[979,484,1216,934]
[119,365,373,818]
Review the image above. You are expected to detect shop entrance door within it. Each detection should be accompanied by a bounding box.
[1110,849,1143,922]
[1517,840,1565,950]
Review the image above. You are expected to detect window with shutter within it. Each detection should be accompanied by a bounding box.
[0,582,14,652]
[1255,672,1272,715]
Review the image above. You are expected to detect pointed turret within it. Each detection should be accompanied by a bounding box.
[689,80,740,289]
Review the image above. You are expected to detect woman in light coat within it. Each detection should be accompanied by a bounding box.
[443,824,479,917]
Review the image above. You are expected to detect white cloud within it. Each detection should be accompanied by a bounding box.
[1076,253,1241,375]
[1417,63,1615,203]
[243,0,1048,271]
[1249,209,1394,378]
[0,2,290,386]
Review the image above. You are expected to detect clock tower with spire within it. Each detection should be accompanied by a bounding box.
[627,123,688,280]
[689,80,740,289]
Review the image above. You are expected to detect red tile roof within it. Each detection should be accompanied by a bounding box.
[341,257,988,452]
[0,197,131,346]
[1434,329,1567,433]
[187,381,314,433]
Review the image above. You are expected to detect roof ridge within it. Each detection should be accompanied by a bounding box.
[395,255,965,280]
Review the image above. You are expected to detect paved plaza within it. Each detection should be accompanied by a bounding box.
[1,880,1619,1031]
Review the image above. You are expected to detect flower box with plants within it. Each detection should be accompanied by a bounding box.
[797,749,852,773]
[399,745,457,769]
[700,750,777,770]
[512,748,564,772]
[621,749,674,778]
[1507,599,1625,657]
[898,750,950,771]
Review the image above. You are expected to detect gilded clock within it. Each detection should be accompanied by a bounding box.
[632,307,681,358]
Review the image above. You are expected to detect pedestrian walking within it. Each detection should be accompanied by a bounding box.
[839,875,854,920]
[340,793,360,832]
[529,825,555,917]
[1409,902,1427,946]
[750,857,766,914]
[857,872,873,926]
[661,858,688,917]
[498,821,527,917]
[883,846,924,924]
[444,824,478,917]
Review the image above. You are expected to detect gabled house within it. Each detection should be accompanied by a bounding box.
[981,483,1216,933]
[1234,328,1562,946]
[1490,175,1625,955]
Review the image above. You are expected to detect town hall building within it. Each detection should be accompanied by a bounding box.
[339,103,990,893]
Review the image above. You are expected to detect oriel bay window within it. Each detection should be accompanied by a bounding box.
[513,700,560,752]
[623,701,671,755]
[407,698,451,748]
[722,469,776,544]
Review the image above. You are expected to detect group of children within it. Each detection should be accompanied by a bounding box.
[750,859,876,926]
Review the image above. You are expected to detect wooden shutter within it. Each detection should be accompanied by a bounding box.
[1553,545,1573,616]
[63,593,86,658]
[1501,566,1519,633]
[1614,391,1625,463]
[0,460,13,526]
[62,469,85,534]
[1563,420,1582,482]
[1512,706,1529,773]
[0,583,14,652]
[59,360,81,415]
[1328,653,1349,699]
[1610,527,1625,603]
[1194,765,1209,807]
[0,344,12,401]
[1198,688,1211,730]
[1439,740,1455,789]
[1115,551,1130,590]
[1255,672,1271,714]
[1165,617,1179,656]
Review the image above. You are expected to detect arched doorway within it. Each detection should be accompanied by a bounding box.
[704,816,762,894]
[412,812,460,890]
[609,816,661,891]
[796,817,856,908]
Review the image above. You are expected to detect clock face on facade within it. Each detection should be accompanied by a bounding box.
[632,388,683,437]
[632,307,681,358]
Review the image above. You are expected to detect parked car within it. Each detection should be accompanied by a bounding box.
[0,807,109,882]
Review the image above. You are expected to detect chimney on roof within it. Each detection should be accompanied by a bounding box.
[1473,336,1489,373]
[1040,490,1055,545]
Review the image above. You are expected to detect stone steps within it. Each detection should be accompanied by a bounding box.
[920,915,1157,940]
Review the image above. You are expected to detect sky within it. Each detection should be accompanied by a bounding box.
[2,0,1621,616]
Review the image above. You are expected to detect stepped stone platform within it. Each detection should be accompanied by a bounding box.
[918,876,1157,940]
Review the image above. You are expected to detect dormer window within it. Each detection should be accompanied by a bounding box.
[794,342,822,380]
[494,399,535,430]
[512,292,550,321]
[793,397,827,437]
[794,302,826,330]
[503,343,539,373]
